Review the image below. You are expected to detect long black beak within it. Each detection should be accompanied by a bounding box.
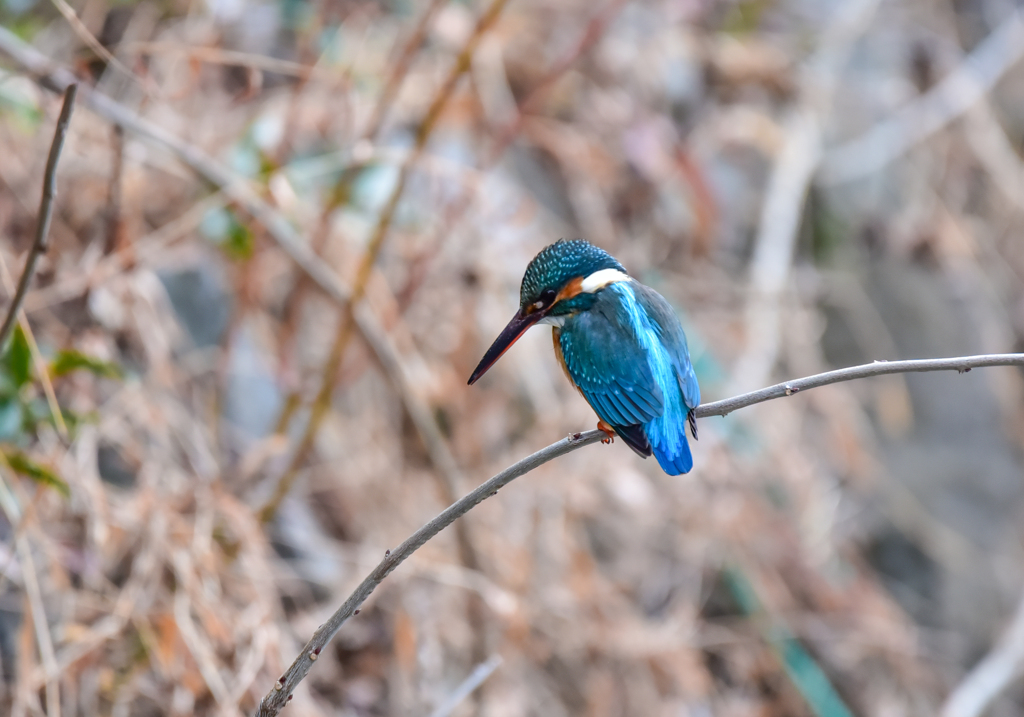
[468,308,544,385]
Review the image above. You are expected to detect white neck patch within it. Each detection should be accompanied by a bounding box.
[537,314,566,327]
[580,268,631,293]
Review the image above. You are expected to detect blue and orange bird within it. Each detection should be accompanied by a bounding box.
[468,239,700,475]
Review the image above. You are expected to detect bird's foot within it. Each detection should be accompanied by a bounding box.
[597,420,616,445]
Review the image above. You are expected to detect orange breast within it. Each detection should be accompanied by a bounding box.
[551,328,584,397]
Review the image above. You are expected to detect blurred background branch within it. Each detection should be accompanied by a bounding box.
[427,654,503,717]
[820,7,1024,184]
[258,0,511,524]
[727,0,880,396]
[943,592,1024,717]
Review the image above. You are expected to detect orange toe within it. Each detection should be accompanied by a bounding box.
[597,420,616,444]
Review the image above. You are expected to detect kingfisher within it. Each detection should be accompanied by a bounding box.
[468,239,700,475]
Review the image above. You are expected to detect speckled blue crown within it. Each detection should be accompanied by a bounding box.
[520,239,626,306]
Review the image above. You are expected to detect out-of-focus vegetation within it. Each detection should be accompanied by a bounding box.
[0,0,1023,715]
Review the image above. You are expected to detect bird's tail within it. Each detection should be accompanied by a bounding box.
[650,433,693,475]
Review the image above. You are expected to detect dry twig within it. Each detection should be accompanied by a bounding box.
[727,0,880,396]
[0,27,464,525]
[254,352,1024,716]
[0,472,61,717]
[0,254,68,438]
[942,592,1024,717]
[0,26,345,309]
[361,0,448,140]
[49,0,136,83]
[272,0,448,375]
[820,7,1024,184]
[428,654,503,717]
[0,83,76,351]
[117,42,330,80]
[259,0,511,522]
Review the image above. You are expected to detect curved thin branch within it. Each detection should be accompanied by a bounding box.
[253,429,606,716]
[253,352,1024,716]
[697,353,1024,418]
[0,83,76,351]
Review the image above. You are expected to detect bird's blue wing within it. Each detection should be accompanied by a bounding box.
[632,284,700,411]
[558,303,664,430]
[558,282,698,475]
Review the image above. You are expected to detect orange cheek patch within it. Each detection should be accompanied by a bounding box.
[555,276,584,303]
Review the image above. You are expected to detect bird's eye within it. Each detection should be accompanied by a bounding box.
[540,289,557,305]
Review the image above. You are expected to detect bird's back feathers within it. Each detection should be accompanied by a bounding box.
[557,280,698,475]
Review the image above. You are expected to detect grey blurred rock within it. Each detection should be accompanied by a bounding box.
[0,603,20,687]
[507,143,579,230]
[0,515,19,690]
[97,442,137,489]
[223,324,282,440]
[158,265,232,349]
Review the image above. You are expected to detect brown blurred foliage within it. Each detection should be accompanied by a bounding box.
[1,0,1024,715]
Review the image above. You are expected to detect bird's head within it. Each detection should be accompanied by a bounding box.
[468,239,628,385]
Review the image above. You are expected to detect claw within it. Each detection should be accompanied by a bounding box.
[597,420,616,444]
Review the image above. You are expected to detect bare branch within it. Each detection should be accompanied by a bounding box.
[0,83,76,351]
[728,108,820,396]
[727,0,880,396]
[699,354,1024,418]
[253,352,1024,716]
[942,592,1024,717]
[819,8,1024,184]
[361,0,447,140]
[49,0,136,84]
[0,26,345,308]
[0,471,61,717]
[253,429,605,717]
[0,28,463,534]
[428,654,503,717]
[116,41,331,81]
[258,0,511,523]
